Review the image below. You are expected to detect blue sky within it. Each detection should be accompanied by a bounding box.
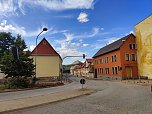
[0,0,152,64]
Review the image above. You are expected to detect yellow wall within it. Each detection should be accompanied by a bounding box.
[135,15,152,79]
[30,56,62,77]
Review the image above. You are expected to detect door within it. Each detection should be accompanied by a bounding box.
[125,67,132,78]
[94,69,97,78]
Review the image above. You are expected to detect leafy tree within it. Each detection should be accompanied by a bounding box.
[14,34,27,52]
[0,33,35,88]
[0,52,35,78]
[0,32,15,61]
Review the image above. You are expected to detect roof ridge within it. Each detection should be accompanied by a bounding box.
[93,34,134,58]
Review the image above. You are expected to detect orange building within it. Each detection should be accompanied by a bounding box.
[93,34,138,80]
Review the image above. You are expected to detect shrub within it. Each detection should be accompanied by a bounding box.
[5,77,33,89]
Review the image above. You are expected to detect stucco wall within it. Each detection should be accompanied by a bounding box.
[93,49,122,77]
[135,16,152,79]
[120,35,138,77]
[31,56,62,77]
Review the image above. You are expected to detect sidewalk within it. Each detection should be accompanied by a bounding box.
[0,88,95,113]
[122,79,152,86]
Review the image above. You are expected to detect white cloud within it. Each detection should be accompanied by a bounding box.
[0,20,26,35]
[0,0,95,17]
[30,45,35,51]
[125,31,135,36]
[83,44,89,47]
[54,27,105,57]
[0,20,67,37]
[55,33,87,58]
[77,12,89,23]
[25,0,95,10]
[63,33,74,41]
[71,27,102,39]
[0,0,25,16]
[129,31,134,34]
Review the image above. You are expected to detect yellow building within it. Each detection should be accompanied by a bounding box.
[135,15,152,79]
[31,38,62,78]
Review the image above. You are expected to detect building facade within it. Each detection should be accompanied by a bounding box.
[71,59,94,78]
[31,38,62,78]
[93,34,138,80]
[81,59,94,78]
[135,15,152,79]
[70,60,82,75]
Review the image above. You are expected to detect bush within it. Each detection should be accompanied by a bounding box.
[35,82,64,88]
[5,77,33,89]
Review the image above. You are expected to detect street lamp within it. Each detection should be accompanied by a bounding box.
[35,28,48,77]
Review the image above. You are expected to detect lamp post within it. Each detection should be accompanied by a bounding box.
[35,28,48,78]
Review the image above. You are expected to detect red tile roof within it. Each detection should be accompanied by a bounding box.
[31,38,61,57]
[86,59,93,63]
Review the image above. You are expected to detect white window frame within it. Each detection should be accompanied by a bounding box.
[125,53,130,61]
[131,53,136,61]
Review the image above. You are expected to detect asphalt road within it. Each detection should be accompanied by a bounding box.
[0,75,105,101]
[3,76,152,114]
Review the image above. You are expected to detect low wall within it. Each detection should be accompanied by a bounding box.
[97,75,122,80]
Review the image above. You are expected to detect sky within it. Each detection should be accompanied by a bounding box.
[0,0,152,64]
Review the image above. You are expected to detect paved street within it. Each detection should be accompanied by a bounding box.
[2,76,152,114]
[0,76,82,102]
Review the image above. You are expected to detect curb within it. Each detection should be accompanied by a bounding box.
[0,83,64,93]
[0,89,96,113]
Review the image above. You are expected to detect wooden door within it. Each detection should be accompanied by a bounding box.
[125,67,132,77]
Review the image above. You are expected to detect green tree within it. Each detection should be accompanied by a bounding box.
[0,33,35,88]
[14,34,27,52]
[0,32,15,61]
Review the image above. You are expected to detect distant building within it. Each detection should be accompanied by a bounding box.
[70,60,82,75]
[63,65,71,74]
[70,59,94,78]
[30,38,62,78]
[134,15,152,79]
[81,59,94,78]
[93,34,138,80]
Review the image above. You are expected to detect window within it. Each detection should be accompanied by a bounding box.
[133,44,136,49]
[112,56,113,62]
[105,57,108,63]
[115,67,118,74]
[118,66,122,71]
[129,44,136,50]
[125,54,130,61]
[112,67,115,74]
[100,59,102,64]
[105,68,107,74]
[129,44,132,49]
[106,68,109,74]
[95,60,98,64]
[101,68,103,74]
[98,68,100,74]
[114,55,116,62]
[132,54,136,61]
[104,57,106,63]
[112,55,116,62]
[105,68,109,74]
